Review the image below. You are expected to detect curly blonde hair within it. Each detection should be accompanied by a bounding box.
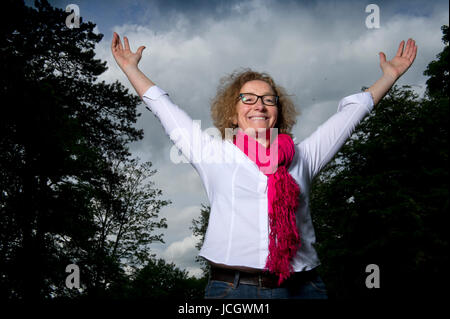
[210,68,300,140]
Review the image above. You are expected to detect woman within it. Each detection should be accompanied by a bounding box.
[111,32,417,299]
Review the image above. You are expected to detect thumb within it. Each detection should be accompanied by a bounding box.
[137,46,146,55]
[379,52,386,64]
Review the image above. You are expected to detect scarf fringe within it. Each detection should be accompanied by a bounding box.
[265,166,301,286]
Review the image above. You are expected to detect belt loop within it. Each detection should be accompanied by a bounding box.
[233,270,240,288]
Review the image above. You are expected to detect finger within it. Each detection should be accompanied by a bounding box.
[137,46,146,56]
[379,52,386,64]
[112,33,123,52]
[112,32,120,50]
[405,39,415,58]
[115,32,123,51]
[124,36,130,51]
[395,40,404,57]
[410,44,417,64]
[111,32,116,49]
[404,38,413,57]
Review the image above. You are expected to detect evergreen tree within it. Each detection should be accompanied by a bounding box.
[0,0,169,300]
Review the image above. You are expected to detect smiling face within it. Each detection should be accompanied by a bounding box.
[232,80,279,134]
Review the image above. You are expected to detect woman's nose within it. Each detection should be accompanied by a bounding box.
[253,98,266,110]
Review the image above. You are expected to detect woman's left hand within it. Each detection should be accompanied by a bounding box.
[379,38,417,80]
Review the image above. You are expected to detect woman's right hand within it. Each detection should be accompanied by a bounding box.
[111,32,146,72]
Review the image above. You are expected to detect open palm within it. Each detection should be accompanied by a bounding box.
[111,32,145,71]
[379,38,417,79]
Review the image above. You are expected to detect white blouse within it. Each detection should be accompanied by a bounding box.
[143,85,374,272]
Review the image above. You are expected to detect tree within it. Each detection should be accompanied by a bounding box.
[190,203,211,278]
[423,25,449,98]
[0,0,169,300]
[118,258,207,299]
[310,25,449,299]
[50,158,170,299]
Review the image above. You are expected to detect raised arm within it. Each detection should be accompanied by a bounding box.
[111,32,155,98]
[365,38,418,106]
[110,32,218,171]
[299,38,417,179]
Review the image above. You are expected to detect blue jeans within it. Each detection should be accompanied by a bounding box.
[204,271,328,299]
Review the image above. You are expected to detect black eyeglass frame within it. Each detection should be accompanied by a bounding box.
[236,93,279,107]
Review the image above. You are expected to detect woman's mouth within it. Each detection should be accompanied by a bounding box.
[248,116,268,121]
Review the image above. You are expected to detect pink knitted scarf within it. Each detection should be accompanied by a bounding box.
[233,128,301,285]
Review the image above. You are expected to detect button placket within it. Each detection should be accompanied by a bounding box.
[257,176,268,194]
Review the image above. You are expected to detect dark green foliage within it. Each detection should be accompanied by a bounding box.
[109,258,208,300]
[0,0,170,300]
[424,25,449,98]
[190,203,211,279]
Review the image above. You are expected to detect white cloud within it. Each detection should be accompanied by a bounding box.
[163,234,199,260]
[158,234,203,277]
[184,266,204,278]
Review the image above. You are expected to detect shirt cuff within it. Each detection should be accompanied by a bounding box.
[142,85,169,100]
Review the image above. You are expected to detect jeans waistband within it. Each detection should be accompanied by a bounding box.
[209,266,318,289]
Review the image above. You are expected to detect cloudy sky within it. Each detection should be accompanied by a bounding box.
[40,0,448,277]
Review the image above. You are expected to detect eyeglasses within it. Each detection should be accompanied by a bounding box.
[237,93,279,106]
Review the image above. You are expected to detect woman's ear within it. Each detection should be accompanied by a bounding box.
[231,115,237,127]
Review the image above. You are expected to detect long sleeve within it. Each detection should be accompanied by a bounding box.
[142,85,214,168]
[298,91,374,179]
